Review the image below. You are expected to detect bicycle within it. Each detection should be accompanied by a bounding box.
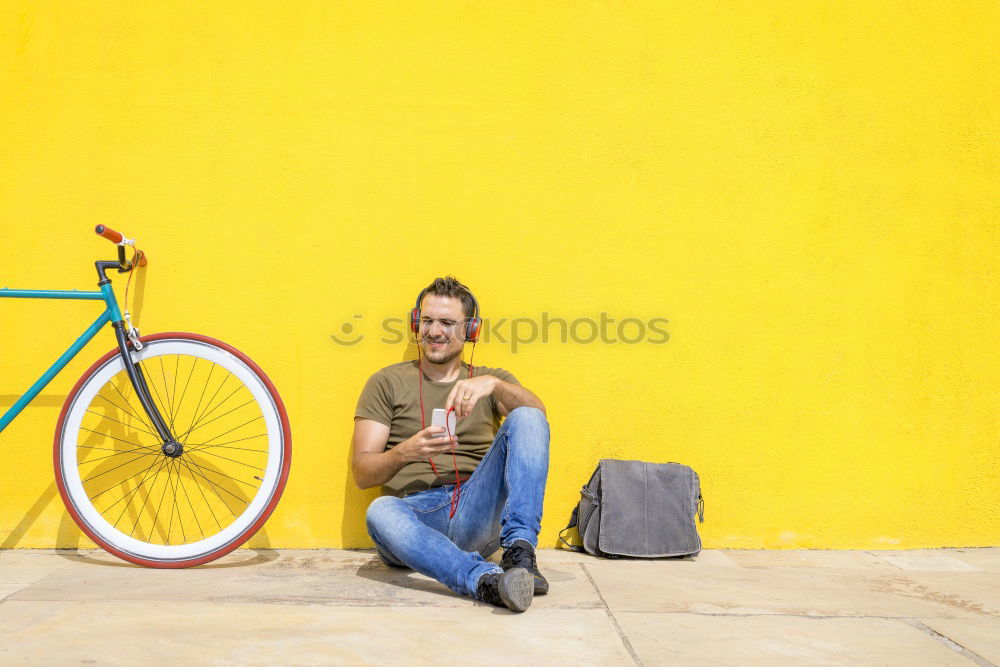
[0,226,291,568]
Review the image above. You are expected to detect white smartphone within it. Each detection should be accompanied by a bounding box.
[431,408,457,437]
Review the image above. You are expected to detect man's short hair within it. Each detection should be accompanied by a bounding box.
[421,276,476,319]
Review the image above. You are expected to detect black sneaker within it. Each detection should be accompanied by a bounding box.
[476,568,534,612]
[501,539,549,595]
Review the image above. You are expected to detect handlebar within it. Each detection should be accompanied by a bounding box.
[94,225,148,268]
[95,224,123,244]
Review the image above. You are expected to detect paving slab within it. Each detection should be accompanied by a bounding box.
[0,601,632,665]
[9,550,603,610]
[725,550,893,571]
[682,550,738,567]
[0,584,24,601]
[614,613,971,666]
[584,560,988,618]
[0,550,75,585]
[723,550,820,568]
[531,547,735,566]
[878,555,983,572]
[531,547,608,563]
[922,617,1000,665]
[876,571,1000,618]
[944,548,1000,573]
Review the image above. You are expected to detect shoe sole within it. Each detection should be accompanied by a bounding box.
[500,565,549,595]
[499,567,534,612]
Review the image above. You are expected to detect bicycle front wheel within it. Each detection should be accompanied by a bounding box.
[54,332,291,567]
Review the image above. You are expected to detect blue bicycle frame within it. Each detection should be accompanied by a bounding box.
[0,258,177,455]
[0,286,121,432]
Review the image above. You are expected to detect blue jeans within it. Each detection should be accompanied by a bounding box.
[366,406,550,598]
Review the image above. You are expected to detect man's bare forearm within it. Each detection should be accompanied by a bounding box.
[353,448,406,490]
[494,380,545,415]
[353,425,457,489]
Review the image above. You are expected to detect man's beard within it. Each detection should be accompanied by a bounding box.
[422,338,462,364]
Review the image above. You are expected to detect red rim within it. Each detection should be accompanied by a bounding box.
[53,332,292,568]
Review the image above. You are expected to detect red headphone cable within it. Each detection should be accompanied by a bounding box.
[418,345,473,518]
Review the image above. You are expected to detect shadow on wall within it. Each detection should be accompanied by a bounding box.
[1,476,276,559]
[0,394,80,549]
[339,341,423,548]
[0,481,78,550]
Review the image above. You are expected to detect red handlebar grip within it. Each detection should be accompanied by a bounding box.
[95,225,123,244]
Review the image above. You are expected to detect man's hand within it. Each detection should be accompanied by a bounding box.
[392,425,459,463]
[445,375,500,418]
[352,420,458,489]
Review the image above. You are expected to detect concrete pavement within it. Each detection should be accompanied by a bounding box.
[1,548,998,665]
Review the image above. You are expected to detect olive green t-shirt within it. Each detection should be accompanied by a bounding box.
[354,360,519,496]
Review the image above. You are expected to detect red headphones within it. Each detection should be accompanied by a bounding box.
[409,287,482,343]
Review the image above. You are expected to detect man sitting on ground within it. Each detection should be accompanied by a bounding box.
[351,276,550,612]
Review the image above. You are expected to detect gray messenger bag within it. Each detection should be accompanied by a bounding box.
[559,459,705,558]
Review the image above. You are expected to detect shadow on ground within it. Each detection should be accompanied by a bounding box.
[353,557,462,601]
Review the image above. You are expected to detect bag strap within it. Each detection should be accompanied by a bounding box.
[557,505,585,552]
[558,470,602,553]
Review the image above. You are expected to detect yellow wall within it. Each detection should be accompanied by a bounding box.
[1,1,997,551]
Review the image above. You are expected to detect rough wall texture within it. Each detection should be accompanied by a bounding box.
[1,1,997,549]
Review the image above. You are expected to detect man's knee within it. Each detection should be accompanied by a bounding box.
[366,496,410,568]
[506,406,548,432]
[366,495,404,534]
[504,407,550,458]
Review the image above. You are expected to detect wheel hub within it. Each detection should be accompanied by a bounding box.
[161,440,184,458]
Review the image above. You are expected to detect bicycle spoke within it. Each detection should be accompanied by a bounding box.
[79,444,145,452]
[180,372,230,444]
[185,419,264,452]
[186,436,268,454]
[95,392,159,439]
[171,355,180,430]
[188,448,264,472]
[184,455,257,496]
[148,460,175,543]
[178,457,223,530]
[167,460,181,545]
[138,359,171,433]
[182,400,259,441]
[176,466,204,539]
[93,455,166,504]
[81,450,158,483]
[172,355,199,436]
[178,382,245,443]
[79,427,157,451]
[129,455,173,537]
[85,409,160,442]
[78,444,158,466]
[110,457,169,526]
[187,433,267,449]
[179,457,243,516]
[183,362,217,447]
[157,356,176,434]
[109,379,158,437]
[175,470,188,543]
[187,445,267,454]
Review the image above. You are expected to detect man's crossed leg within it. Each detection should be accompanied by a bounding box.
[366,406,550,611]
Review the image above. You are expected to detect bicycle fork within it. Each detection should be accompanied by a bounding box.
[111,322,184,457]
[97,258,183,458]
